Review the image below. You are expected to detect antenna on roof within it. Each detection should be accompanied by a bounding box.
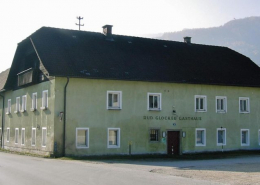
[75,16,84,30]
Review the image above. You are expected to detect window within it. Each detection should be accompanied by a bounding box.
[196,128,206,146]
[15,128,19,144]
[76,128,89,148]
[6,128,10,142]
[31,92,37,111]
[241,129,250,146]
[195,95,207,112]
[15,97,20,113]
[217,128,226,145]
[150,129,159,141]
[216,96,227,113]
[259,130,260,146]
[239,97,250,113]
[21,95,27,112]
[42,127,47,147]
[21,128,25,145]
[148,93,161,110]
[17,68,36,87]
[107,91,122,109]
[108,128,120,148]
[6,99,11,114]
[41,90,48,110]
[32,128,36,146]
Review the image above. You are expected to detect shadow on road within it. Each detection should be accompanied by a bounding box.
[60,150,260,173]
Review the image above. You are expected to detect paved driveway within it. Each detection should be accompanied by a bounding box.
[106,155,260,184]
[0,152,260,185]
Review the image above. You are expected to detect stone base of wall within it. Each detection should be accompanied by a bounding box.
[182,148,260,154]
[4,146,52,157]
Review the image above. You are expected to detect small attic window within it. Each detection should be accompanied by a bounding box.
[17,68,37,87]
[163,45,167,47]
[128,41,132,44]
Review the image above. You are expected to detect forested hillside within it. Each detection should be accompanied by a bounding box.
[160,17,260,66]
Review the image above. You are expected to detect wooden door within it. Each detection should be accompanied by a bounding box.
[167,131,180,155]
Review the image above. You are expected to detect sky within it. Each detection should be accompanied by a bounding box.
[0,0,260,72]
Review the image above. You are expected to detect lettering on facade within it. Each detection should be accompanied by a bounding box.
[178,116,202,121]
[143,116,201,121]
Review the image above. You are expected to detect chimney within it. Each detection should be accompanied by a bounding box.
[102,25,113,37]
[183,37,191,44]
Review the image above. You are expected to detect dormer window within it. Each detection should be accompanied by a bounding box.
[17,68,37,87]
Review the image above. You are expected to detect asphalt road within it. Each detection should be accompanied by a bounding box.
[1,152,259,185]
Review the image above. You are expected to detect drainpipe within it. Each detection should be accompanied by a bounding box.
[62,77,69,157]
[0,93,4,149]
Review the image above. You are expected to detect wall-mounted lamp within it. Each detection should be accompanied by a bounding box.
[182,131,186,138]
[37,124,40,130]
[172,106,177,115]
[162,131,166,138]
[59,112,64,122]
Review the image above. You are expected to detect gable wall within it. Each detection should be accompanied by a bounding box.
[3,79,55,156]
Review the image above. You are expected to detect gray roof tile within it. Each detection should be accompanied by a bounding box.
[0,68,10,90]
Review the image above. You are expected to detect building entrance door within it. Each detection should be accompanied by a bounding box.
[167,131,180,155]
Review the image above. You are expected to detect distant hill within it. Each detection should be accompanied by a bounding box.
[159,17,260,66]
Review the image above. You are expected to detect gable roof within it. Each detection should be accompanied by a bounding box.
[7,27,260,88]
[0,68,10,90]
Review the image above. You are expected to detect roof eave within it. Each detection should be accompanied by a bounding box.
[51,75,260,88]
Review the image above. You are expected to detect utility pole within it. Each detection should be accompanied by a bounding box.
[75,16,84,30]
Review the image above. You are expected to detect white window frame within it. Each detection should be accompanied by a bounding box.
[21,128,25,146]
[107,91,122,110]
[217,128,226,146]
[6,127,10,142]
[31,92,37,111]
[21,95,27,112]
[6,99,11,114]
[241,129,250,146]
[147,93,162,111]
[15,97,20,113]
[76,128,89,149]
[41,90,48,110]
[216,96,227,113]
[31,128,36,146]
[195,95,207,112]
[42,127,47,147]
[258,130,260,146]
[107,128,120,148]
[195,128,206,146]
[15,128,19,144]
[239,97,250,113]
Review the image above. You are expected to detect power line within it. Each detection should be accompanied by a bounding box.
[75,16,84,30]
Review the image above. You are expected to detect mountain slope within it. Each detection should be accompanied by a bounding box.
[160,17,260,66]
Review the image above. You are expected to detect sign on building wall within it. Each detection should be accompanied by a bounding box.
[143,116,202,121]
